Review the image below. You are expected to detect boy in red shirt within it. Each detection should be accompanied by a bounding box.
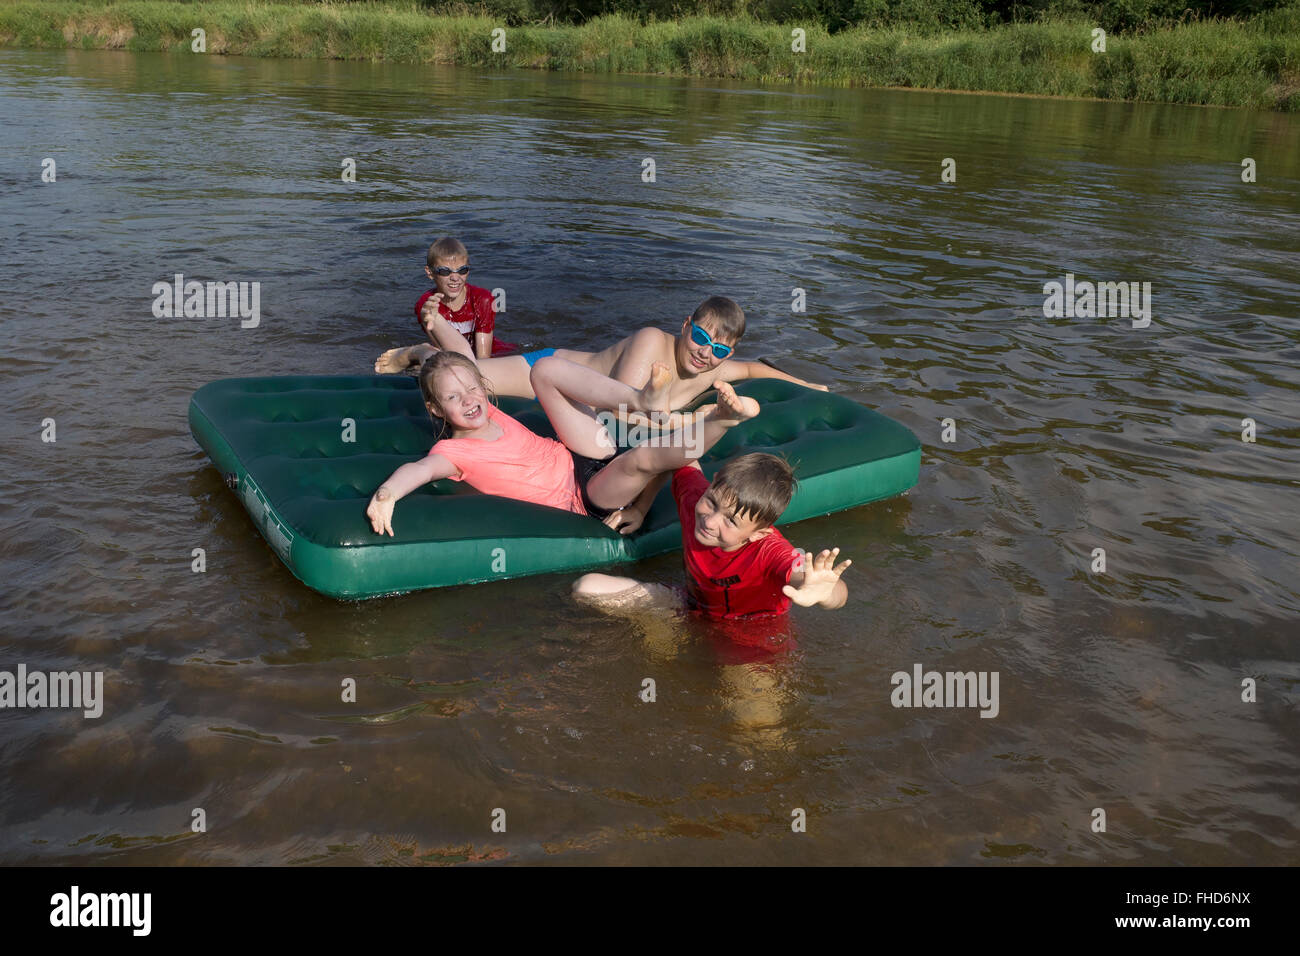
[572,453,851,632]
[410,237,517,358]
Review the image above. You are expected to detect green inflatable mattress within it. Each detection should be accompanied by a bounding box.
[188,376,920,599]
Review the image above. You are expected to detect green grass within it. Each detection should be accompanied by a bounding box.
[1,0,1296,109]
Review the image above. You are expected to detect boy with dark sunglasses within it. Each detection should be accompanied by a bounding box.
[409,237,518,359]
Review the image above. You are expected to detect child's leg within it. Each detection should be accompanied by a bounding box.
[721,663,786,734]
[605,326,670,390]
[422,308,535,395]
[530,355,672,459]
[572,573,684,613]
[374,342,437,374]
[426,308,538,394]
[583,381,758,511]
[478,355,534,397]
[421,309,474,358]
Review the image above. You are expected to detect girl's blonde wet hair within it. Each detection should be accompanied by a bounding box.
[417,351,496,439]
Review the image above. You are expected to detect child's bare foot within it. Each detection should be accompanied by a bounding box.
[638,362,673,414]
[375,344,437,373]
[709,381,759,423]
[375,347,413,374]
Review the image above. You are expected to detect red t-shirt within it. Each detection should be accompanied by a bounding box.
[415,284,516,356]
[415,284,495,337]
[672,467,801,620]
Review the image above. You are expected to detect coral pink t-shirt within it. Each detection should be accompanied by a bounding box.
[430,405,585,515]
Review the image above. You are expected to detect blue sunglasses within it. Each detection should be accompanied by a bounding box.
[689,321,734,359]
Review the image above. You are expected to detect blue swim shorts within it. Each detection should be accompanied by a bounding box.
[521,348,557,367]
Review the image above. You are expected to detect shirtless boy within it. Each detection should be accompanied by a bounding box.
[375,296,828,417]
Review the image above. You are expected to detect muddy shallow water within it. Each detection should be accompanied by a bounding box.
[1,48,1297,864]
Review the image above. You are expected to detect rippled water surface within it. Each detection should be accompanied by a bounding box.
[1,49,1298,865]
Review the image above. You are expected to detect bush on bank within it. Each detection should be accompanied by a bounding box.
[0,1,1296,109]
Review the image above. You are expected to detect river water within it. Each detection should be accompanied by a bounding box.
[1,48,1297,865]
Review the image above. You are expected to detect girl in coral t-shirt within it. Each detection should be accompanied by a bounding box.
[366,351,759,536]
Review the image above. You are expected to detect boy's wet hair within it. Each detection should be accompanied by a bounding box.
[427,237,469,268]
[418,351,496,438]
[691,295,746,343]
[708,452,796,528]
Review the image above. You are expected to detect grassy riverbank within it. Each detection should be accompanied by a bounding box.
[1,1,1297,109]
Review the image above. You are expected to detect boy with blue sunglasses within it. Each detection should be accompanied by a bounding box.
[376,295,828,413]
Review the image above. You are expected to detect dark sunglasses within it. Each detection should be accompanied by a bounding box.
[433,265,470,277]
[689,321,734,359]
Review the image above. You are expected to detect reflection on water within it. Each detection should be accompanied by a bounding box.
[603,606,800,752]
[1,47,1297,865]
[718,661,792,752]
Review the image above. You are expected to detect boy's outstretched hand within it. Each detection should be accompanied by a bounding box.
[783,547,851,608]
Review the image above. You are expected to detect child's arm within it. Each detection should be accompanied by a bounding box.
[474,290,496,360]
[366,454,459,536]
[783,548,851,609]
[715,359,829,391]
